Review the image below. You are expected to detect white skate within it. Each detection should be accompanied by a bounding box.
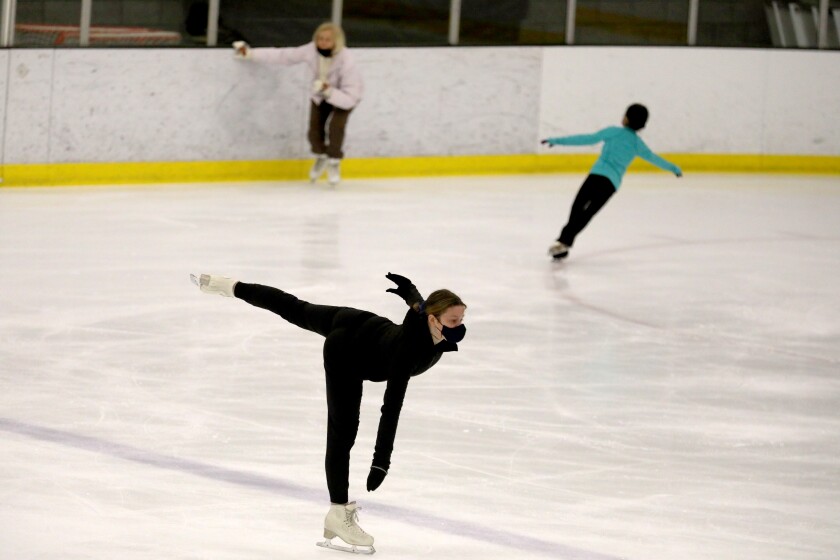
[316,502,375,555]
[310,155,328,183]
[327,158,341,186]
[190,273,237,297]
[547,241,569,259]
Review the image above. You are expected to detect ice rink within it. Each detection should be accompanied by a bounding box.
[1,172,839,560]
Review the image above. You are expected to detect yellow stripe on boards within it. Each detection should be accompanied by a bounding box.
[1,160,309,187]
[343,154,598,177]
[2,154,839,187]
[630,154,840,174]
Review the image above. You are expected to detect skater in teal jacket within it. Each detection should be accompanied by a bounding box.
[541,103,682,260]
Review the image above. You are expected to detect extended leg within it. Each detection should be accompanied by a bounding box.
[234,282,367,337]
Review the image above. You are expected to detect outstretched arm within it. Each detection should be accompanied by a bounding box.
[247,43,313,65]
[541,128,613,147]
[637,140,682,177]
[367,375,410,492]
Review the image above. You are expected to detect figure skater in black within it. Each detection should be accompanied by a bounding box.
[192,272,466,553]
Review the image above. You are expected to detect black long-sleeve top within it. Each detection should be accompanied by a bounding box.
[233,281,457,471]
[360,307,458,470]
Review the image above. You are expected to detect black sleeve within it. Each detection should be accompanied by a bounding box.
[386,274,425,308]
[403,283,424,308]
[371,375,410,471]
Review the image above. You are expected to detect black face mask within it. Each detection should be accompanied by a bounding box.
[440,324,466,343]
[317,47,332,57]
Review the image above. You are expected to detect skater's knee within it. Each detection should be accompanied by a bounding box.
[327,421,360,446]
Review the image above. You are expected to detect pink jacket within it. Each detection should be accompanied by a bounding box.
[250,42,363,111]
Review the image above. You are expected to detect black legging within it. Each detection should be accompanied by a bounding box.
[558,173,616,247]
[234,282,370,504]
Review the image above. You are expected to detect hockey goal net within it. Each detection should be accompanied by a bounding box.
[15,24,182,47]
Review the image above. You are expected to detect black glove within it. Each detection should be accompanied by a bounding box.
[385,272,423,307]
[367,466,388,492]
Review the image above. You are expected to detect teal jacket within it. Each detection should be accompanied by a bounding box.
[545,126,681,190]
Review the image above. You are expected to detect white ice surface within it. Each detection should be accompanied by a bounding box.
[1,173,839,560]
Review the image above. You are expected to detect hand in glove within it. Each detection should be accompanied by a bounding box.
[311,79,331,97]
[540,138,554,147]
[190,273,238,297]
[385,272,423,307]
[366,466,388,492]
[232,40,251,59]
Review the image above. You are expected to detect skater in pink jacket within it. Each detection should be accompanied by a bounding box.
[234,22,364,186]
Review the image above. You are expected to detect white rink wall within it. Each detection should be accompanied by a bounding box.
[539,48,840,156]
[0,46,838,165]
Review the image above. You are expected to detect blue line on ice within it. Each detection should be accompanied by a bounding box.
[1,417,626,560]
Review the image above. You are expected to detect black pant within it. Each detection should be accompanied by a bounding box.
[234,283,368,504]
[558,174,616,247]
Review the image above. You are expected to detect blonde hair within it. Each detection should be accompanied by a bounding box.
[424,289,466,318]
[312,22,346,53]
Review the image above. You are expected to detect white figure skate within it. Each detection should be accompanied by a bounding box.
[316,502,375,555]
[327,158,341,186]
[310,155,329,183]
[547,241,570,259]
[190,273,237,297]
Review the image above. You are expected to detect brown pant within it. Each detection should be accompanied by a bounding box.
[308,101,352,160]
